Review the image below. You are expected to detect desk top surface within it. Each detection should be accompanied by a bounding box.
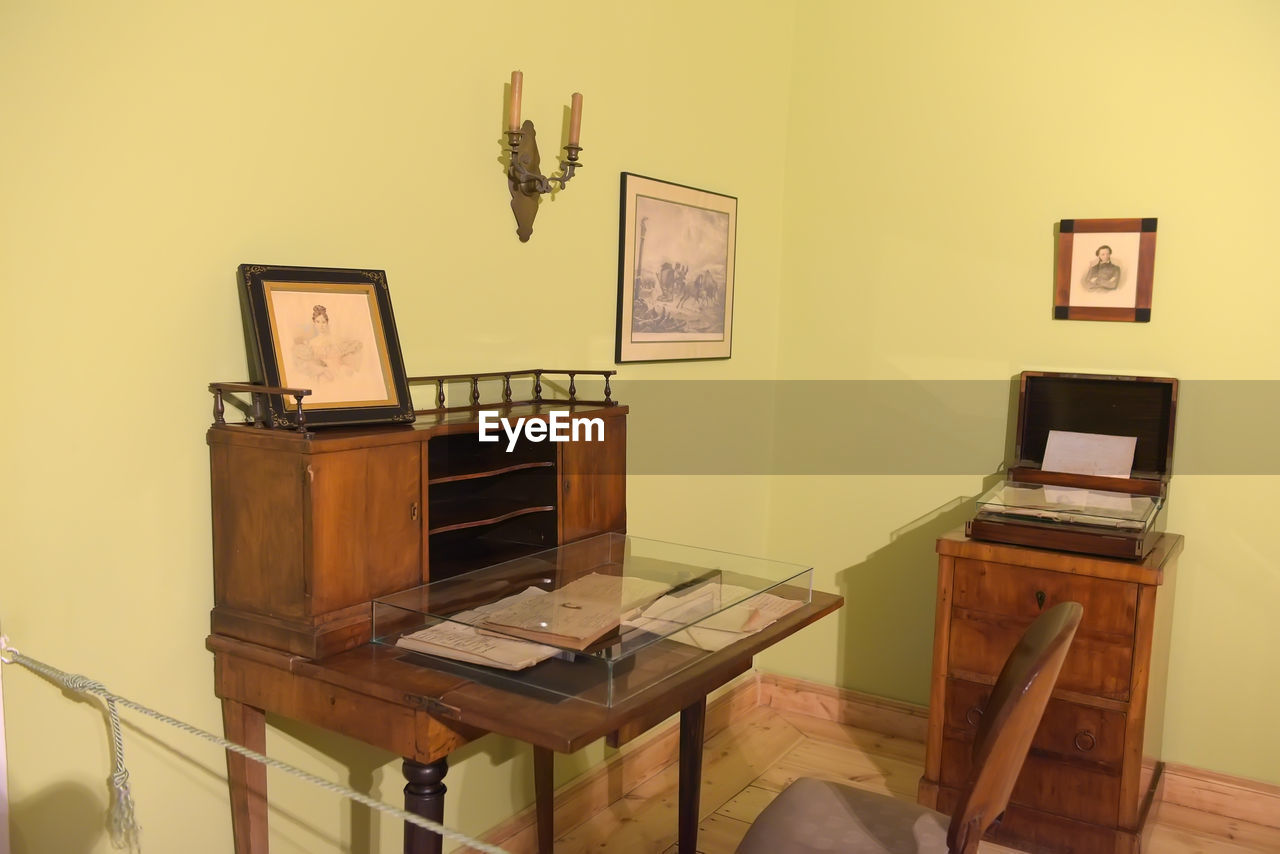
[210,588,842,753]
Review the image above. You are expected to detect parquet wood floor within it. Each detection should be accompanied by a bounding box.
[544,705,1280,853]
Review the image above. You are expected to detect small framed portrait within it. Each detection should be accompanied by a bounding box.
[616,173,737,362]
[1054,218,1157,322]
[237,264,415,428]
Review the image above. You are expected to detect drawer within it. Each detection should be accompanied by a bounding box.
[940,737,1121,826]
[949,610,1133,701]
[944,678,1126,770]
[935,785,1122,854]
[953,558,1137,639]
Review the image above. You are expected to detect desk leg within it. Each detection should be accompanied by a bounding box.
[221,699,268,854]
[533,746,555,853]
[403,757,448,854]
[678,697,707,854]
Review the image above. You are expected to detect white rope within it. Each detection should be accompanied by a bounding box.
[0,637,509,854]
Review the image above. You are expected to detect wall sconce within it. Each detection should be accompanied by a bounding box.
[505,70,583,242]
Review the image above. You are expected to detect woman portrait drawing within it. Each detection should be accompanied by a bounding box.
[294,304,364,381]
[265,283,394,408]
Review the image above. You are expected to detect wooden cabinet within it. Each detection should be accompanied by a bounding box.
[209,404,627,659]
[919,531,1181,854]
[558,414,626,543]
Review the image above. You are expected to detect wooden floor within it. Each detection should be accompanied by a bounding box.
[543,704,1280,854]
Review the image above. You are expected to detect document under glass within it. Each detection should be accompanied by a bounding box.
[372,533,813,706]
[975,481,1162,530]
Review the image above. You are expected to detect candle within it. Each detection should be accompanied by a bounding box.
[509,71,523,132]
[568,92,583,146]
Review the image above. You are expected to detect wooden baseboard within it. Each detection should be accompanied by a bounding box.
[1160,761,1280,831]
[756,671,929,742]
[473,669,1280,849]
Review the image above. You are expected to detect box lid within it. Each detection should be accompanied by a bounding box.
[1013,372,1177,482]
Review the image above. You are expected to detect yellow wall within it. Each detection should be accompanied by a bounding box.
[761,0,1280,785]
[0,2,792,851]
[3,1,1279,852]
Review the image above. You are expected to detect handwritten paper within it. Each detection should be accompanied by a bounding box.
[624,583,804,651]
[1042,430,1137,478]
[395,587,562,670]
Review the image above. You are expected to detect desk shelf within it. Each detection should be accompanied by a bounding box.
[428,460,555,486]
[426,499,556,536]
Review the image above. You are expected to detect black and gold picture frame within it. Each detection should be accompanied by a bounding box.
[1054,218,1157,322]
[616,173,737,362]
[237,264,415,427]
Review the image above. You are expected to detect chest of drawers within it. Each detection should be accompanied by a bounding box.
[918,531,1182,853]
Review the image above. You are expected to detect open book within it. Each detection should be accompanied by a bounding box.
[395,587,562,671]
[478,572,672,650]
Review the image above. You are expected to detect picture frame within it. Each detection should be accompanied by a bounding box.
[616,173,737,362]
[236,264,415,428]
[1054,218,1157,322]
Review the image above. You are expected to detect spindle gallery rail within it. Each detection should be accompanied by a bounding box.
[207,370,615,433]
[407,369,615,416]
[208,381,312,431]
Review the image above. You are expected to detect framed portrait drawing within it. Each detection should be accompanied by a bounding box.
[1054,218,1157,322]
[616,173,737,362]
[237,264,415,428]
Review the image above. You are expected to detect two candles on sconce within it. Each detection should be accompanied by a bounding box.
[508,70,583,146]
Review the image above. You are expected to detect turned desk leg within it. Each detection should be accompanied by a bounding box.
[678,697,707,854]
[533,746,555,853]
[403,757,448,854]
[221,699,269,854]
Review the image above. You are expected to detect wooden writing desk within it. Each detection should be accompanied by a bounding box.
[209,587,843,853]
[204,389,842,852]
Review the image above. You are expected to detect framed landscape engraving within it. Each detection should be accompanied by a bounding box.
[616,173,737,362]
[237,264,415,428]
[1054,218,1157,322]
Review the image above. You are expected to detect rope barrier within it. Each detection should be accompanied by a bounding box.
[0,636,509,854]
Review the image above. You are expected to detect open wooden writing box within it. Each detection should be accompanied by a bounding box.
[967,371,1178,559]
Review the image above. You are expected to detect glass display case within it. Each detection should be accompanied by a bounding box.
[968,479,1166,559]
[372,533,813,706]
[975,481,1162,530]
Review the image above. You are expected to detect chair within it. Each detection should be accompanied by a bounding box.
[736,600,1083,854]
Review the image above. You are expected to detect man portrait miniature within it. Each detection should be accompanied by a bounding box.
[1083,244,1121,291]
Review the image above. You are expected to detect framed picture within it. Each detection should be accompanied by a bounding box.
[616,173,737,362]
[237,264,415,428]
[1054,218,1157,322]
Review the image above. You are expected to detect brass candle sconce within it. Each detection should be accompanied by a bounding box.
[505,70,583,242]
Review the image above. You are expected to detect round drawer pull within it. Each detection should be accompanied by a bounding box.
[1074,730,1097,752]
[965,707,983,727]
[1035,590,1047,609]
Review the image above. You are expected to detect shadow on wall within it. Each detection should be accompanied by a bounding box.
[11,781,105,853]
[269,715,399,854]
[832,473,1004,704]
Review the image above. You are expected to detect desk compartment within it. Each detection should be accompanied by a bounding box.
[953,559,1137,637]
[948,610,1133,701]
[943,678,1126,770]
[934,785,1122,854]
[940,737,1121,826]
[949,558,1136,701]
